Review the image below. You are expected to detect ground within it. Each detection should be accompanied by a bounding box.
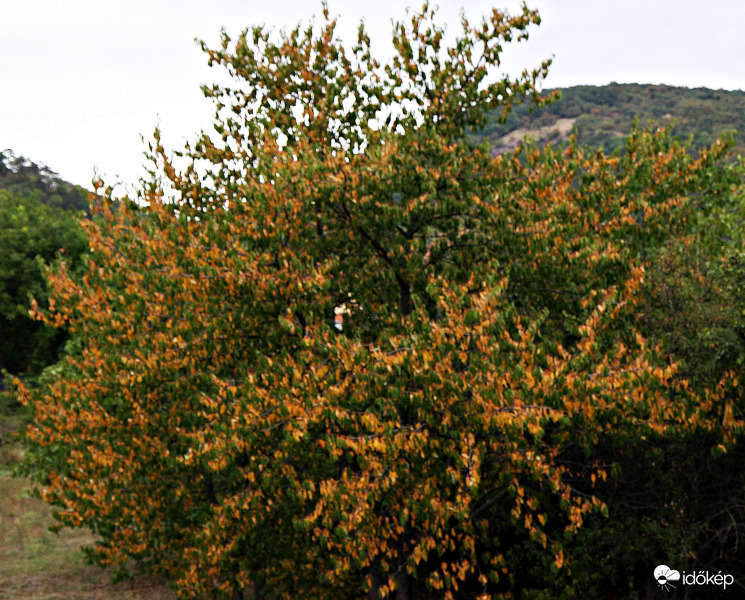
[0,401,175,600]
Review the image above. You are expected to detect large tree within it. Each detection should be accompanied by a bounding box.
[17,3,743,599]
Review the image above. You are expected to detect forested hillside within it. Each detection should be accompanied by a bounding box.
[474,83,745,156]
[0,150,89,213]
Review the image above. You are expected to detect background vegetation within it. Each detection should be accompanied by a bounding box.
[1,150,89,213]
[0,189,87,384]
[473,83,745,157]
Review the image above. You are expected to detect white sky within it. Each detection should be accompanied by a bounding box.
[2,0,745,190]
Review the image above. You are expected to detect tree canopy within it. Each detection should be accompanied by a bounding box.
[16,3,745,599]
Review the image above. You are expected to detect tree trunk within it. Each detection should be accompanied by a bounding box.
[0,350,6,391]
[252,580,263,600]
[394,570,410,600]
[368,560,383,600]
[232,586,245,600]
[395,273,412,317]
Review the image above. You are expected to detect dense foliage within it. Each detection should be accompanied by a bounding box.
[15,4,745,600]
[599,175,745,596]
[641,178,745,386]
[0,190,87,381]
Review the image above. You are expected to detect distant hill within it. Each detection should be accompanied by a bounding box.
[473,83,745,157]
[0,150,89,213]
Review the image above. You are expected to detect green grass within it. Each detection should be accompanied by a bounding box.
[0,396,175,600]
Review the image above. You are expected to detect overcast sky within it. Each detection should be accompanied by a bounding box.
[3,0,745,190]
